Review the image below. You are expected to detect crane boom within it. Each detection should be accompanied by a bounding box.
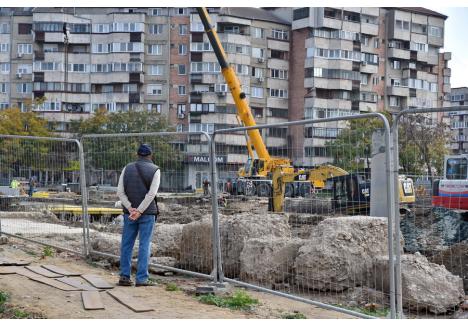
[196,7,271,161]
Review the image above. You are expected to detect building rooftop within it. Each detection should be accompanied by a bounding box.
[396,7,448,20]
[220,7,290,25]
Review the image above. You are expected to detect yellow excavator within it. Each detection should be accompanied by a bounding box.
[197,8,347,198]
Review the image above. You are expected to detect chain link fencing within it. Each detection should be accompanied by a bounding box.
[210,114,396,319]
[0,135,87,256]
[392,106,468,319]
[81,131,218,280]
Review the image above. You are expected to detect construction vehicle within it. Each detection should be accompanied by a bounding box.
[270,168,415,213]
[433,155,468,211]
[197,8,347,198]
[328,173,415,215]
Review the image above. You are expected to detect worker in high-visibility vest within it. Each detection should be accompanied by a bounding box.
[10,179,19,189]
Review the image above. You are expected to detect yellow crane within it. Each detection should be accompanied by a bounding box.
[197,8,347,198]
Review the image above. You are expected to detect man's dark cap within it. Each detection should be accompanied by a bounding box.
[137,143,152,156]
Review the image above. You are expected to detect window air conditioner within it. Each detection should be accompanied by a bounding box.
[257,57,265,63]
[16,73,22,79]
[178,113,185,119]
[257,77,265,82]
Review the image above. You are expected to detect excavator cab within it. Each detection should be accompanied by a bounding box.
[240,158,266,178]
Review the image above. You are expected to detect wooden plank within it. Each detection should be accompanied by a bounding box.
[107,290,154,313]
[25,265,63,278]
[12,267,79,291]
[82,291,105,310]
[57,277,100,291]
[0,258,31,266]
[81,274,114,289]
[0,266,17,274]
[41,264,82,277]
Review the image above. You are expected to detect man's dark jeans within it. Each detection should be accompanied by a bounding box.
[119,214,155,284]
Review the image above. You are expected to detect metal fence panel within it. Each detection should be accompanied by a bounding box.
[81,131,216,281]
[392,106,468,319]
[211,114,396,318]
[0,135,87,256]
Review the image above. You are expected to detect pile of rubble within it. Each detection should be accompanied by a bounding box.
[86,197,467,315]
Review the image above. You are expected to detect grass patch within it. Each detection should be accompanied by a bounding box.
[197,290,259,311]
[334,303,389,318]
[281,312,307,319]
[165,283,180,292]
[42,246,55,258]
[12,309,31,319]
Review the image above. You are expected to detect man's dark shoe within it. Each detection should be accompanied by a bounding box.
[135,278,158,287]
[118,276,134,286]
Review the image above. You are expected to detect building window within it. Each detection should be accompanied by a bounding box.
[16,83,32,93]
[175,8,187,15]
[179,24,188,35]
[389,96,401,107]
[360,74,368,85]
[392,60,401,70]
[148,44,163,55]
[271,29,288,40]
[150,8,163,16]
[410,42,428,52]
[178,64,186,75]
[374,38,379,48]
[251,67,264,78]
[147,84,162,95]
[372,76,380,85]
[149,64,164,75]
[268,127,287,138]
[235,64,249,75]
[0,43,9,52]
[293,7,310,20]
[178,44,187,55]
[147,103,162,113]
[149,24,164,34]
[0,62,10,74]
[395,19,410,31]
[251,47,265,59]
[17,43,32,55]
[269,88,288,99]
[18,23,32,35]
[190,104,215,113]
[270,69,288,79]
[252,27,265,39]
[0,83,7,93]
[190,22,204,32]
[429,25,443,38]
[177,104,186,115]
[0,23,10,34]
[250,87,264,98]
[268,108,288,118]
[178,85,186,95]
[391,78,401,87]
[190,62,221,73]
[17,64,32,74]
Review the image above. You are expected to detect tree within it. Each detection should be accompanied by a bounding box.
[325,116,386,172]
[398,114,450,177]
[71,109,182,179]
[0,107,50,136]
[325,112,450,177]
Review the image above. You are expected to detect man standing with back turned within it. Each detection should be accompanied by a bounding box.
[117,144,160,286]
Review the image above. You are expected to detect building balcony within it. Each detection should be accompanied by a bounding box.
[388,48,410,60]
[360,23,378,36]
[443,84,451,93]
[129,92,141,103]
[359,101,377,112]
[387,86,409,97]
[34,31,45,42]
[417,51,429,63]
[34,50,44,60]
[444,52,452,61]
[360,63,378,74]
[129,73,144,84]
[444,68,451,77]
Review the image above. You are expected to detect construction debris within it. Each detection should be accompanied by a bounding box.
[294,216,395,291]
[373,253,465,314]
[240,237,305,285]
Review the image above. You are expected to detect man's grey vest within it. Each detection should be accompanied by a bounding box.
[123,158,159,215]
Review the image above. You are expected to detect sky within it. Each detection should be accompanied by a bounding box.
[427,7,468,88]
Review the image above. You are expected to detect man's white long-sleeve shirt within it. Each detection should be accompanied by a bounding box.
[117,166,160,213]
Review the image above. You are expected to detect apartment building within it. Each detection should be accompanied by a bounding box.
[0,7,452,187]
[187,8,291,185]
[449,87,468,154]
[268,7,451,166]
